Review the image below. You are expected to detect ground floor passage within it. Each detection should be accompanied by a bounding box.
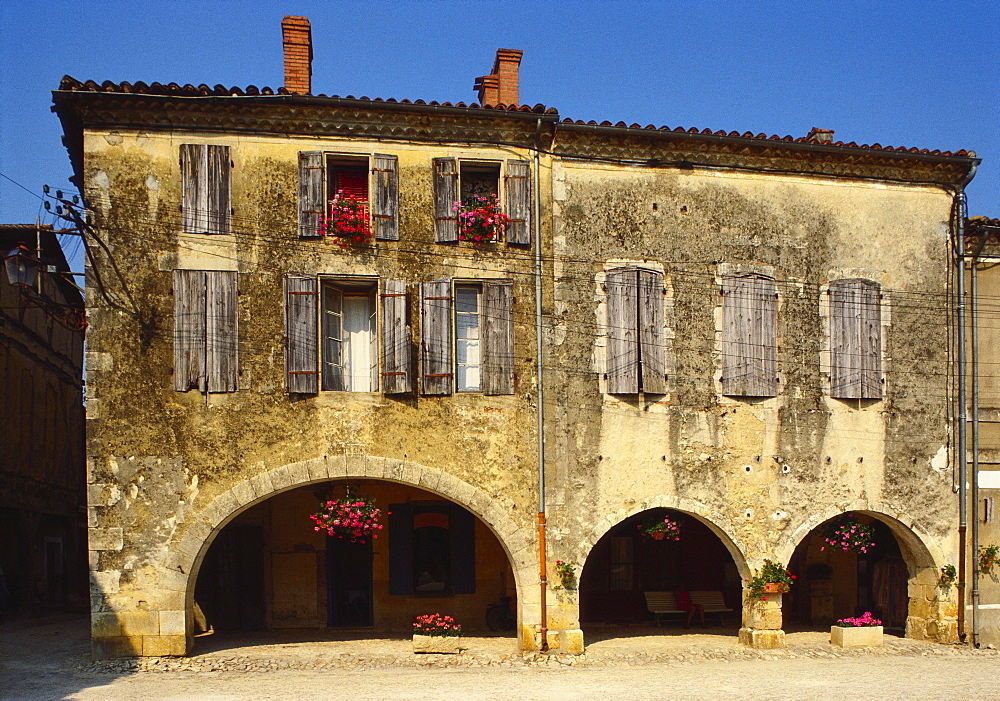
[194,480,517,636]
[580,508,911,633]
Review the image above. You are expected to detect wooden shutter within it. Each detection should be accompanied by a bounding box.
[450,505,476,595]
[173,269,206,391]
[181,145,230,234]
[372,154,399,241]
[381,279,411,393]
[722,274,777,397]
[388,503,413,595]
[206,145,231,235]
[180,144,206,234]
[420,279,452,395]
[433,157,458,242]
[606,267,639,394]
[638,269,667,394]
[284,275,318,393]
[830,279,881,399]
[206,271,238,392]
[482,280,515,395]
[298,151,325,238]
[504,159,531,245]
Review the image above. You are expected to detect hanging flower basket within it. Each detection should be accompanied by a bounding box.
[820,514,876,554]
[453,195,508,244]
[638,515,682,541]
[309,493,383,543]
[321,190,372,249]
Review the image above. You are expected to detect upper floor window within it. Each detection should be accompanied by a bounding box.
[605,266,667,394]
[420,279,515,396]
[829,279,882,399]
[432,158,531,245]
[297,152,399,241]
[180,144,231,234]
[173,269,238,393]
[321,280,377,392]
[721,273,777,398]
[284,276,410,394]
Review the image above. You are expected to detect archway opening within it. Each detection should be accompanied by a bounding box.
[191,479,516,649]
[786,513,909,634]
[579,508,742,634]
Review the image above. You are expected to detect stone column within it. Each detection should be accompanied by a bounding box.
[739,590,786,649]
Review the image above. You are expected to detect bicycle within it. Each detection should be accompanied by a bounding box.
[486,595,516,632]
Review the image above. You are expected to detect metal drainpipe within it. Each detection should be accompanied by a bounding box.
[956,201,968,641]
[971,232,982,647]
[953,162,976,643]
[532,118,548,652]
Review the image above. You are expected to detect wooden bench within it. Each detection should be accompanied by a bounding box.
[644,591,734,627]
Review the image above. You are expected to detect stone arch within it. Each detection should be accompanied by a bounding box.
[776,501,953,642]
[174,454,536,641]
[573,495,751,579]
[774,501,942,571]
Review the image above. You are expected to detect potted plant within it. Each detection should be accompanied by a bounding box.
[831,611,883,648]
[309,492,383,543]
[979,544,1000,576]
[745,559,795,600]
[638,515,682,541]
[453,195,508,244]
[937,564,957,592]
[321,189,372,249]
[412,613,463,654]
[554,560,577,590]
[820,514,876,554]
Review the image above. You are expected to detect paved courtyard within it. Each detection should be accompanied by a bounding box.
[2,614,998,699]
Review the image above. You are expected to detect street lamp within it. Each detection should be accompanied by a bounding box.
[3,243,43,288]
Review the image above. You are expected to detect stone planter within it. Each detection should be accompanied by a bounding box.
[412,634,462,654]
[830,625,883,648]
[763,583,789,594]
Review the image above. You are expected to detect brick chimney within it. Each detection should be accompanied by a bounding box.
[806,127,835,144]
[282,16,312,95]
[474,48,523,106]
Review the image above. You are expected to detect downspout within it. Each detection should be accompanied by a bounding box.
[971,244,981,647]
[532,118,548,652]
[953,161,976,642]
[956,198,968,642]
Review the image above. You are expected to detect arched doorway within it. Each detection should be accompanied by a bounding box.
[786,513,910,632]
[192,479,516,641]
[579,508,743,629]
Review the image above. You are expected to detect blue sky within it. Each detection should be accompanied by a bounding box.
[1,0,997,269]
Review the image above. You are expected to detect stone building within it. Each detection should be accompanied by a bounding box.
[0,224,86,616]
[52,17,979,657]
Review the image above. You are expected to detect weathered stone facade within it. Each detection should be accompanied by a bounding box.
[53,62,978,657]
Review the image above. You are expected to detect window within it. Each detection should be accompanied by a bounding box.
[321,280,377,392]
[387,502,476,596]
[420,279,514,396]
[605,267,666,394]
[180,144,231,235]
[432,158,531,244]
[297,152,398,240]
[283,276,410,394]
[829,278,881,399]
[173,269,238,392]
[721,273,777,397]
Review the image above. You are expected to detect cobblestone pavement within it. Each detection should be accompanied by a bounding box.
[3,615,999,699]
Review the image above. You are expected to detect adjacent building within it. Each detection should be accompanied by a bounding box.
[0,224,86,616]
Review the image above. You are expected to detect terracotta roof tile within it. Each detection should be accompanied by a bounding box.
[56,75,971,156]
